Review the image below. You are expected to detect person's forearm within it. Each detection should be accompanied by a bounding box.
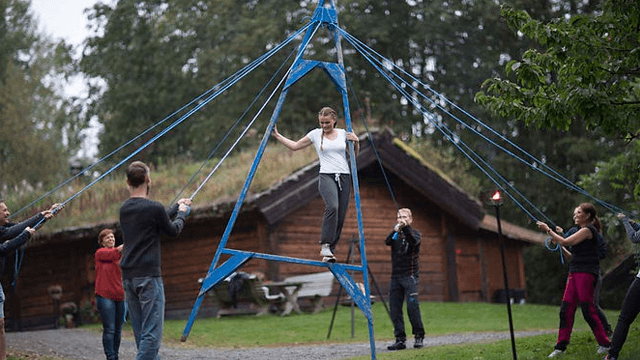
[622,218,640,243]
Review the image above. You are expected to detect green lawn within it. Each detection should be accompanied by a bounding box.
[13,301,639,360]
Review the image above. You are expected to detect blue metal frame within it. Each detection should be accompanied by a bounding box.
[182,1,376,358]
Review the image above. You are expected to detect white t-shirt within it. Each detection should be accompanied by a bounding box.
[306,128,350,174]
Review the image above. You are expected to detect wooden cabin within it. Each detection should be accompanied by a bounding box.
[2,129,545,329]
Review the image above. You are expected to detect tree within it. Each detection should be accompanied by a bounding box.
[473,0,639,304]
[475,1,639,139]
[0,0,84,198]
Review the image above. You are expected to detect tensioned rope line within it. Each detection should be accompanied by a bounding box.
[10,20,316,290]
[343,31,550,226]
[341,30,579,264]
[25,21,315,232]
[350,35,570,264]
[339,28,626,217]
[345,77,399,211]
[344,32,573,263]
[189,24,323,200]
[10,21,312,221]
[171,48,297,205]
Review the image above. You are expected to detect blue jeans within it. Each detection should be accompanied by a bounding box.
[123,277,165,360]
[96,295,125,360]
[389,275,425,340]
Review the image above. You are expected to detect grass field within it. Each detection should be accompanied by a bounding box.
[10,301,640,360]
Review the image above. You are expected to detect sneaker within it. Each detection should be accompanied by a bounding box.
[414,337,423,348]
[322,255,336,263]
[320,243,334,257]
[548,349,565,358]
[597,346,610,354]
[387,339,406,351]
[603,355,617,360]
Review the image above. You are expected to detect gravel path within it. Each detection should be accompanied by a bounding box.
[7,328,554,359]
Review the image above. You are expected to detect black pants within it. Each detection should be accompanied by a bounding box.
[389,275,424,340]
[594,272,612,334]
[609,276,640,358]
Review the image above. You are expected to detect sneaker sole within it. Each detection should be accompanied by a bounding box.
[322,256,336,263]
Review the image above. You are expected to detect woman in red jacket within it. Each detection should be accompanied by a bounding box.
[95,228,125,360]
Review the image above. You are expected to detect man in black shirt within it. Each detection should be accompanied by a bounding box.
[385,208,424,350]
[119,161,191,359]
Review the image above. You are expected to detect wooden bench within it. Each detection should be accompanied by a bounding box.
[200,272,285,317]
[282,271,335,314]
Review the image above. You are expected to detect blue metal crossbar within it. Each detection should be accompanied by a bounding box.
[182,1,377,358]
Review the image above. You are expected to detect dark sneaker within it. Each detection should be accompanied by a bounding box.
[603,356,617,360]
[414,337,424,348]
[387,339,406,351]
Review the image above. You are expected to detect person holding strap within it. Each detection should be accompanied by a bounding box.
[272,106,359,262]
[95,228,125,360]
[119,161,191,360]
[0,200,58,360]
[603,213,640,360]
[385,208,424,350]
[537,203,611,358]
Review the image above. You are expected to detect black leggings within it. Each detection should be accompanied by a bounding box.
[609,276,640,357]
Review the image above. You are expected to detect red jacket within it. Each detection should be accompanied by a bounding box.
[95,247,124,301]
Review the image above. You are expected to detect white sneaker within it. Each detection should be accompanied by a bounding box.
[597,346,609,354]
[322,256,336,263]
[320,244,334,257]
[548,349,565,358]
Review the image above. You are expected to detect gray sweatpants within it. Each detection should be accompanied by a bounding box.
[318,173,351,250]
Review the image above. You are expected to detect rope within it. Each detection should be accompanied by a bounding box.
[7,22,314,288]
[343,31,547,225]
[345,77,399,211]
[10,22,313,221]
[339,28,625,217]
[545,236,565,265]
[172,48,297,205]
[189,23,322,200]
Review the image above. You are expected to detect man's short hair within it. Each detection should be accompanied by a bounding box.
[97,228,114,246]
[126,161,149,188]
[398,208,412,219]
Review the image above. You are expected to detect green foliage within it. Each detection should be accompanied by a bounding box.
[11,141,317,233]
[475,2,640,139]
[115,301,586,347]
[0,0,85,197]
[475,0,640,303]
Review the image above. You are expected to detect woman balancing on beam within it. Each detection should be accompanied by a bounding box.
[537,203,611,358]
[272,106,359,262]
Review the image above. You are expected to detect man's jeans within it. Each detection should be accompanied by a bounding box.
[96,295,125,360]
[123,277,165,360]
[389,275,425,340]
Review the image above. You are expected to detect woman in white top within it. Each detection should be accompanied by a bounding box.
[272,106,359,262]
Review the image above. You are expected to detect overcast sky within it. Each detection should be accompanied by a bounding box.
[30,0,95,49]
[30,0,104,159]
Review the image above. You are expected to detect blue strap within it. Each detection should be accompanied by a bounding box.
[339,27,624,217]
[544,236,565,265]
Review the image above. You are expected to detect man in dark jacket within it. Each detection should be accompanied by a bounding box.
[0,200,58,360]
[385,208,424,350]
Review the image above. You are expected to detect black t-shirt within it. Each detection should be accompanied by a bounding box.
[568,225,600,276]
